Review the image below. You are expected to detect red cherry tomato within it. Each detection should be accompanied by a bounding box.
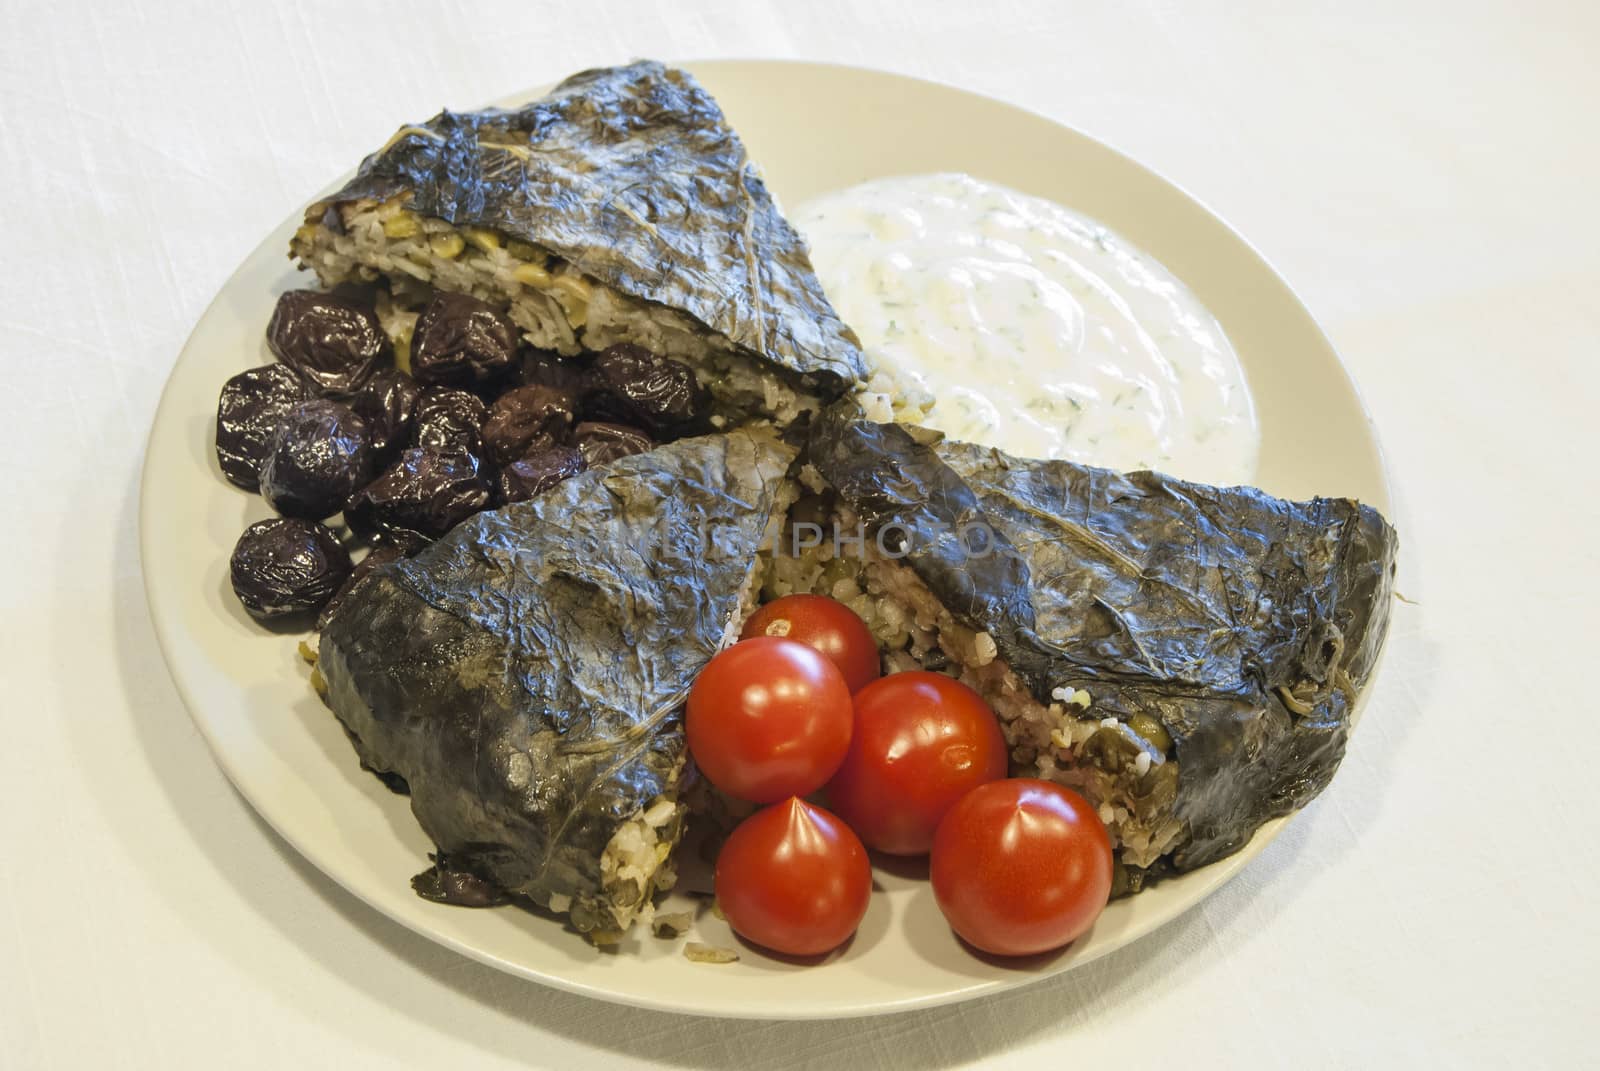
[686,636,853,803]
[825,671,1008,855]
[715,797,872,956]
[930,778,1113,956]
[740,594,881,693]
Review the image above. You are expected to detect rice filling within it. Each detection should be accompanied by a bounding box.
[749,489,1190,886]
[293,198,824,427]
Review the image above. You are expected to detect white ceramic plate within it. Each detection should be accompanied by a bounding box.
[141,60,1390,1020]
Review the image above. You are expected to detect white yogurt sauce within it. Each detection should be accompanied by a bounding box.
[794,173,1260,485]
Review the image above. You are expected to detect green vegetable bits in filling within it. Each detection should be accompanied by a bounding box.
[749,487,1188,888]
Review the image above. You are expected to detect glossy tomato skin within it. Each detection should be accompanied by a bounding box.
[930,778,1113,956]
[826,671,1008,855]
[715,797,873,957]
[740,594,881,693]
[686,636,853,803]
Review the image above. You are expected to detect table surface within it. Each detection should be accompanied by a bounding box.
[4,1,1595,1067]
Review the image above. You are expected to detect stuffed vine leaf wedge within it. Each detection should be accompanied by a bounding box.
[796,405,1397,887]
[292,60,866,428]
[318,427,796,936]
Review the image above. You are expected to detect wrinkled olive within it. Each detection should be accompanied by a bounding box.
[573,421,653,466]
[585,344,707,436]
[349,368,421,462]
[411,386,488,457]
[519,348,592,394]
[215,364,309,489]
[481,384,580,464]
[259,400,374,520]
[317,544,406,630]
[346,447,491,544]
[266,289,389,397]
[410,292,519,388]
[229,517,352,620]
[496,444,585,505]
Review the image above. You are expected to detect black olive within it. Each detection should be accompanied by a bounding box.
[259,400,374,520]
[215,364,310,490]
[573,421,653,467]
[349,368,421,462]
[496,444,585,505]
[316,544,406,630]
[518,347,593,394]
[346,447,491,544]
[481,384,580,464]
[229,517,352,620]
[585,344,707,436]
[411,386,488,457]
[411,292,519,388]
[266,289,389,397]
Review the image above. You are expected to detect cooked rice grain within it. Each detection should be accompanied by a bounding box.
[293,200,826,427]
[760,511,1188,870]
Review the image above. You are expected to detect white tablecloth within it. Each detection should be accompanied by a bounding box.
[4,1,1594,1066]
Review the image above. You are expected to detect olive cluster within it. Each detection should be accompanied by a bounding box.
[218,287,709,624]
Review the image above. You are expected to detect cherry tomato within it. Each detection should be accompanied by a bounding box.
[686,636,853,803]
[825,671,1007,855]
[715,797,872,956]
[740,594,881,693]
[930,778,1113,956]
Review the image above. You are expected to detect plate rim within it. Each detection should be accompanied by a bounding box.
[138,56,1391,1020]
